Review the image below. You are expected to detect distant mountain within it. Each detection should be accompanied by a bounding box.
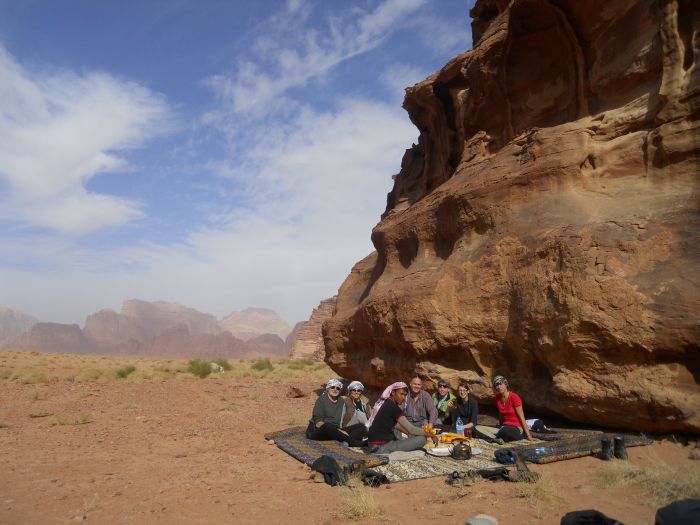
[84,299,220,342]
[8,322,95,354]
[5,300,287,359]
[219,307,291,341]
[0,307,38,342]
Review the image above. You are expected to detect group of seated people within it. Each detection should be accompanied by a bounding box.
[306,374,535,454]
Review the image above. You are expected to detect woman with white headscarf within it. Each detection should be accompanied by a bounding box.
[306,379,367,446]
[342,380,371,427]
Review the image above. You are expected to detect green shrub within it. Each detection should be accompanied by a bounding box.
[213,358,232,371]
[251,358,274,372]
[115,364,136,378]
[188,359,212,379]
[287,358,314,370]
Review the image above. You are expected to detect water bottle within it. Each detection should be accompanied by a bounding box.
[456,417,464,436]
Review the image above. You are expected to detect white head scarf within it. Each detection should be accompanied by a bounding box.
[347,380,364,392]
[325,378,343,391]
[367,381,408,428]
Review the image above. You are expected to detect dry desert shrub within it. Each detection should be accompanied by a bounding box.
[334,473,383,521]
[75,368,104,382]
[516,474,562,519]
[597,458,700,506]
[286,414,308,426]
[115,364,136,378]
[188,359,212,379]
[212,358,232,371]
[12,367,49,384]
[0,414,6,428]
[250,358,274,372]
[26,388,43,401]
[285,358,315,370]
[50,413,93,426]
[0,368,13,380]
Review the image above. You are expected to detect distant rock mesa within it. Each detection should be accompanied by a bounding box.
[324,0,700,433]
[219,308,291,341]
[0,307,38,342]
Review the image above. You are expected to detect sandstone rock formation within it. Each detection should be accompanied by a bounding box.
[0,307,38,342]
[289,297,337,361]
[219,307,291,341]
[324,0,700,433]
[285,321,305,354]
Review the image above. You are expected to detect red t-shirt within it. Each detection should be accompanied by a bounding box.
[496,392,522,428]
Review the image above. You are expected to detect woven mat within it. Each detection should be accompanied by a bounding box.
[264,427,387,469]
[371,438,511,483]
[513,432,653,464]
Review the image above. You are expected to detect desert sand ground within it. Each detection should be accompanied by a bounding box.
[0,349,698,525]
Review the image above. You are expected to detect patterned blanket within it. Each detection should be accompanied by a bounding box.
[265,426,653,483]
[264,426,387,470]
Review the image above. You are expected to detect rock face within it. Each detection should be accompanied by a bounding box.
[289,297,337,361]
[0,307,38,342]
[219,308,291,341]
[324,0,700,433]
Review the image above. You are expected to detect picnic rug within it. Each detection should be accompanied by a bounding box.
[264,426,387,470]
[371,439,506,483]
[266,427,653,483]
[514,431,653,464]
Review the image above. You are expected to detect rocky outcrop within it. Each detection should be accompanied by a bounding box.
[289,297,337,361]
[325,0,700,434]
[0,307,38,342]
[219,308,291,341]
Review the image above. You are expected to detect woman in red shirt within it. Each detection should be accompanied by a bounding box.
[493,375,534,442]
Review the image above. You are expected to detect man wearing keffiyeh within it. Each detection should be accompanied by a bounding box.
[367,382,439,453]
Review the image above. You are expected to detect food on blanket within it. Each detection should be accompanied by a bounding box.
[439,432,467,444]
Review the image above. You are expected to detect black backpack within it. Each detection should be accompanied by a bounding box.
[310,455,348,486]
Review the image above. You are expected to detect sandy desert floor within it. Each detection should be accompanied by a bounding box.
[0,349,698,525]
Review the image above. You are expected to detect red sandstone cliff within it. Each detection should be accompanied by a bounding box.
[324,0,700,433]
[289,297,337,361]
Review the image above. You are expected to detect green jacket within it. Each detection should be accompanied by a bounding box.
[432,392,456,418]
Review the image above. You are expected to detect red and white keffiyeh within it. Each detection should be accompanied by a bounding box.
[367,381,408,428]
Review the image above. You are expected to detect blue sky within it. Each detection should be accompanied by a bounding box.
[0,0,474,326]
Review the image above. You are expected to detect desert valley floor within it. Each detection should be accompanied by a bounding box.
[0,350,697,525]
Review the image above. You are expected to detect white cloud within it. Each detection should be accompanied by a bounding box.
[0,99,417,324]
[417,12,472,55]
[206,0,426,119]
[380,63,427,103]
[0,45,174,235]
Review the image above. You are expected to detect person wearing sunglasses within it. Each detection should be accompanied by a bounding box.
[432,380,457,425]
[342,381,371,428]
[306,378,367,446]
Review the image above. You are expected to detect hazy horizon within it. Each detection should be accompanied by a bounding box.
[0,0,475,326]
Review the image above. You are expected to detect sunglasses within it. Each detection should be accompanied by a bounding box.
[350,388,363,392]
[329,386,341,390]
